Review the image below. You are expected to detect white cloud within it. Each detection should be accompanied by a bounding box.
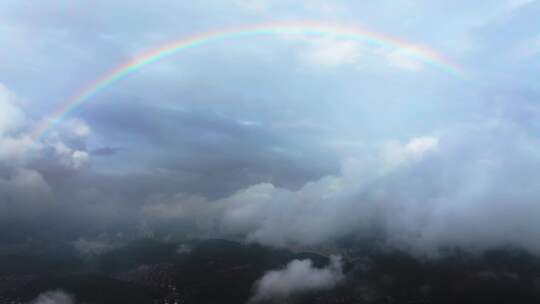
[303,37,364,67]
[382,136,439,168]
[386,49,424,71]
[0,83,39,162]
[250,255,344,302]
[31,290,75,304]
[0,83,25,136]
[53,142,89,169]
[68,118,91,138]
[300,37,427,71]
[0,83,89,166]
[72,150,90,169]
[0,83,95,169]
[405,136,439,156]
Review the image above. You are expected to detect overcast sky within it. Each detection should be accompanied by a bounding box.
[1,0,540,255]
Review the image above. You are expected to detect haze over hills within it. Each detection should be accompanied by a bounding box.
[3,238,540,303]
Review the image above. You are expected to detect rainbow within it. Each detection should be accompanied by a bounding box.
[32,21,464,139]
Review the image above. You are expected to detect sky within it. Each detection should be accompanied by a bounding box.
[1,0,540,255]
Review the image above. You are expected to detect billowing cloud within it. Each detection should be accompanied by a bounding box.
[250,255,344,302]
[213,136,440,248]
[151,125,540,255]
[0,83,92,169]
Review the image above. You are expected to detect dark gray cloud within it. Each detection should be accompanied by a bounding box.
[90,146,122,157]
[80,99,339,196]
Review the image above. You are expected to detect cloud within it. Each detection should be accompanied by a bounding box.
[405,136,439,156]
[381,136,439,168]
[2,1,540,259]
[0,168,53,220]
[90,146,122,156]
[0,83,25,135]
[52,142,90,170]
[0,83,39,162]
[302,37,364,67]
[181,123,540,255]
[67,118,92,138]
[0,83,90,168]
[0,134,37,162]
[250,255,344,302]
[214,136,439,248]
[140,193,209,224]
[299,35,429,72]
[73,236,121,257]
[30,290,75,304]
[385,49,424,71]
[176,243,193,254]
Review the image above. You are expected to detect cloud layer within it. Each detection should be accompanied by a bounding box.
[1,0,540,256]
[250,256,344,302]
